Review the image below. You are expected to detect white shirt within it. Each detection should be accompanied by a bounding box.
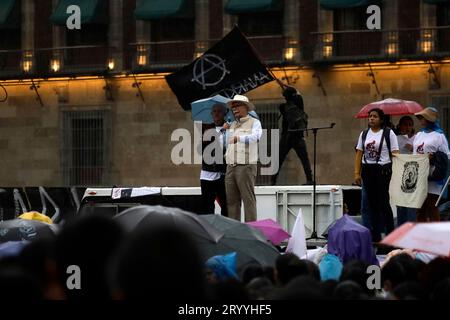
[200,126,226,181]
[357,128,399,165]
[413,130,450,195]
[397,134,415,154]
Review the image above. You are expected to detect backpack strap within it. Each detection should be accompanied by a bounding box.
[361,129,369,163]
[383,127,392,162]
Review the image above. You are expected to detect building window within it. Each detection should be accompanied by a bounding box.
[151,18,195,41]
[437,2,450,26]
[333,6,382,57]
[149,17,195,63]
[431,96,450,137]
[236,10,284,63]
[334,7,366,31]
[255,103,280,186]
[238,11,283,37]
[61,109,111,186]
[437,2,450,52]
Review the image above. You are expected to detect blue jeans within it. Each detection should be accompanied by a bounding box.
[396,206,416,227]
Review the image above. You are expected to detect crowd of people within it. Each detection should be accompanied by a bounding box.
[0,214,449,300]
[355,106,450,242]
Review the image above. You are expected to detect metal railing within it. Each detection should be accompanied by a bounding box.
[311,26,450,63]
[128,35,287,72]
[3,27,450,79]
[0,45,113,79]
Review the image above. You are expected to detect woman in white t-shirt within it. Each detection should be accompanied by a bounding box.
[395,116,417,226]
[413,107,450,222]
[354,108,399,242]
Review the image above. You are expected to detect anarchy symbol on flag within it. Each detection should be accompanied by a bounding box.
[191,54,230,90]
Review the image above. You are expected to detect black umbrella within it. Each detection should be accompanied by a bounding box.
[113,205,223,243]
[198,215,280,271]
[0,219,58,243]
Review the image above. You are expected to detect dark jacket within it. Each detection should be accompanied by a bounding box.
[201,123,226,173]
[279,94,307,137]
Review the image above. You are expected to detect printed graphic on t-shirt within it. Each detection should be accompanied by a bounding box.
[416,142,424,154]
[401,161,419,193]
[366,140,379,161]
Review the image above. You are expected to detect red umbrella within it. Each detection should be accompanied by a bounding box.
[355,98,423,119]
[381,222,450,257]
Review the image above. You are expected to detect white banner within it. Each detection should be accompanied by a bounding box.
[389,154,429,209]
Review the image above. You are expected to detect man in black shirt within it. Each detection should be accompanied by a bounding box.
[271,86,313,185]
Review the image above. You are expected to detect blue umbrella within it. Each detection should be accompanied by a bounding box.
[191,95,260,123]
[191,95,233,123]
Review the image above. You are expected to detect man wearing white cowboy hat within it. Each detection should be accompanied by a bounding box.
[224,94,262,222]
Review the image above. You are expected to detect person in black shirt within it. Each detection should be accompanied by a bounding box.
[271,86,313,185]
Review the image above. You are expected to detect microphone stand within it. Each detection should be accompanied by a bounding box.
[289,123,336,240]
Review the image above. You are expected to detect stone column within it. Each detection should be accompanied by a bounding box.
[109,0,124,71]
[135,19,151,68]
[195,0,209,57]
[382,0,399,57]
[22,0,34,72]
[316,5,333,59]
[223,2,237,36]
[52,0,65,72]
[419,0,437,54]
[284,0,300,63]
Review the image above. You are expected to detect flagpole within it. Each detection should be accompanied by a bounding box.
[237,25,289,91]
[435,175,450,207]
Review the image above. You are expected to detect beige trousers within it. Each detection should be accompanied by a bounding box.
[225,164,257,222]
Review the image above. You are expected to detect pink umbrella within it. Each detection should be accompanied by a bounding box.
[381,222,450,257]
[355,98,423,119]
[247,219,291,246]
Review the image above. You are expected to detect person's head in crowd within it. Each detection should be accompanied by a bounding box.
[275,254,320,286]
[421,257,450,293]
[211,103,227,126]
[112,224,205,300]
[415,106,438,128]
[390,281,427,300]
[0,257,42,300]
[207,279,249,301]
[333,280,368,300]
[205,252,238,284]
[20,239,65,300]
[275,253,299,285]
[381,253,420,293]
[242,264,264,285]
[272,275,324,300]
[246,277,274,300]
[340,260,375,297]
[367,108,385,130]
[263,266,275,285]
[430,278,450,301]
[54,215,125,299]
[397,116,415,137]
[320,279,339,300]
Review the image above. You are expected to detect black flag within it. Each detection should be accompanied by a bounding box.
[166,26,275,110]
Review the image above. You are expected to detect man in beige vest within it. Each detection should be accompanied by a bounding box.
[224,95,262,222]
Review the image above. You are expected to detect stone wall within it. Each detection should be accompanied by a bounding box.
[1,63,448,187]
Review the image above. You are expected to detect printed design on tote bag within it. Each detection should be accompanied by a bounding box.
[401,161,419,193]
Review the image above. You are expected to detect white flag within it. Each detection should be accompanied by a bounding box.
[389,154,429,209]
[286,208,307,258]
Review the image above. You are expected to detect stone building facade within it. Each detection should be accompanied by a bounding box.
[0,0,449,187]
